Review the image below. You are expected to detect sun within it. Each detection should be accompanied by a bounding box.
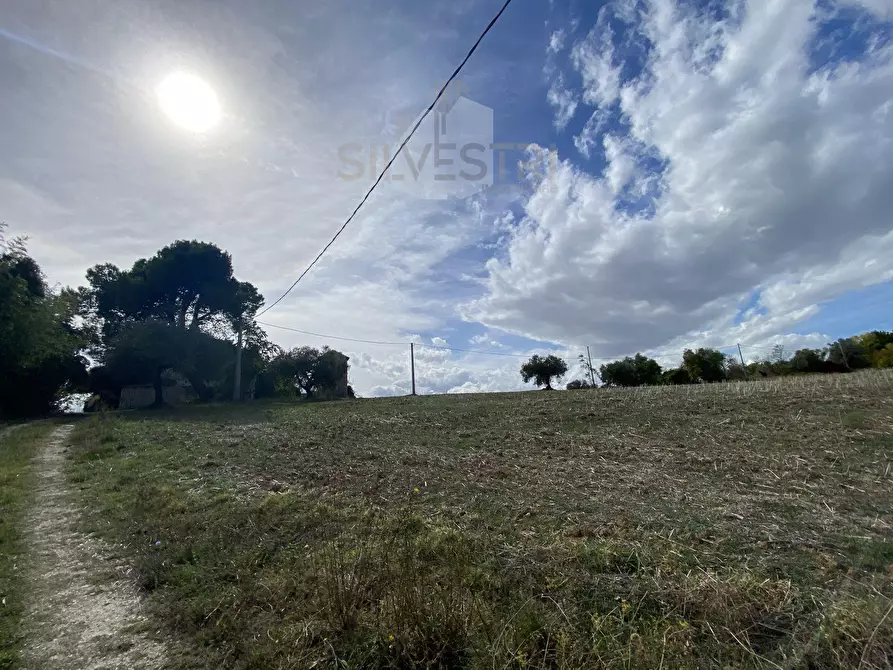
[156,72,221,133]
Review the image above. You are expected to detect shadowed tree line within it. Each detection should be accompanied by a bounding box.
[1,229,352,418]
[1,225,89,417]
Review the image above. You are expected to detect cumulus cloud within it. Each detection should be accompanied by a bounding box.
[466,0,893,358]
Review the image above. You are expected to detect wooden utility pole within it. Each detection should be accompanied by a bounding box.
[737,343,748,380]
[410,342,417,395]
[409,342,417,395]
[586,346,596,387]
[233,319,243,401]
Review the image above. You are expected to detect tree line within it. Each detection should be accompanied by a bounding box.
[517,335,893,391]
[0,228,352,419]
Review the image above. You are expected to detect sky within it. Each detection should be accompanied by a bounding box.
[2,0,892,396]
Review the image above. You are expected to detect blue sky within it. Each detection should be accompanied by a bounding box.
[2,0,892,395]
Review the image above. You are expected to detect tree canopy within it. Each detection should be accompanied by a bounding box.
[83,240,262,341]
[599,354,662,387]
[260,346,351,399]
[682,348,728,383]
[81,240,265,407]
[520,355,568,390]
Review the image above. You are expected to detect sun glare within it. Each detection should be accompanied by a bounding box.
[156,72,221,133]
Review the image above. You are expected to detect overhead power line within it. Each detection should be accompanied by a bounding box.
[256,0,517,317]
[257,320,552,358]
[258,321,403,347]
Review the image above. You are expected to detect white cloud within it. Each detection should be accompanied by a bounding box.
[840,0,893,19]
[571,19,621,109]
[466,0,893,359]
[470,332,506,348]
[547,74,579,130]
[546,74,577,130]
[548,29,567,54]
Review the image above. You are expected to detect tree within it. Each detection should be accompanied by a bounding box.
[790,348,826,373]
[856,331,893,368]
[81,240,264,405]
[1,227,88,417]
[83,240,262,341]
[520,354,568,390]
[856,331,893,353]
[872,344,893,369]
[827,338,871,370]
[682,348,727,383]
[599,353,662,387]
[769,344,787,364]
[268,346,351,399]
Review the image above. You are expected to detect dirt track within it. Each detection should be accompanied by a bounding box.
[22,424,168,669]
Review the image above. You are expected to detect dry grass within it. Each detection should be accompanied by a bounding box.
[67,371,893,668]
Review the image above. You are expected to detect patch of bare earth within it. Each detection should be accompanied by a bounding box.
[22,425,168,670]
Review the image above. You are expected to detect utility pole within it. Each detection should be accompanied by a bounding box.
[737,343,748,380]
[586,346,596,387]
[233,319,243,401]
[410,342,417,396]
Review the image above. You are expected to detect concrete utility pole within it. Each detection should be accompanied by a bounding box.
[410,342,417,396]
[837,339,851,369]
[233,319,243,401]
[586,346,596,387]
[737,343,748,380]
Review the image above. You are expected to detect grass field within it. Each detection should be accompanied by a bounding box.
[67,372,893,669]
[0,422,59,669]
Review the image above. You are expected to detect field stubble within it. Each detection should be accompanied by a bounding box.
[68,371,893,668]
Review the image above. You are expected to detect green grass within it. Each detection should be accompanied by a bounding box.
[0,422,58,669]
[67,371,893,668]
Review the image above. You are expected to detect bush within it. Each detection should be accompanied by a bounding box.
[566,379,594,390]
[662,367,693,385]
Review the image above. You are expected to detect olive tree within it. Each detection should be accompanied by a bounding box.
[520,354,568,390]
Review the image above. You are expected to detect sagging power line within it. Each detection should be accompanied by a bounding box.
[256,0,517,317]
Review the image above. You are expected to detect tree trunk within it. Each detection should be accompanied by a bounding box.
[151,366,165,408]
[177,303,188,330]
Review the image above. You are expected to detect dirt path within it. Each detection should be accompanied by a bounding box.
[22,424,168,669]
